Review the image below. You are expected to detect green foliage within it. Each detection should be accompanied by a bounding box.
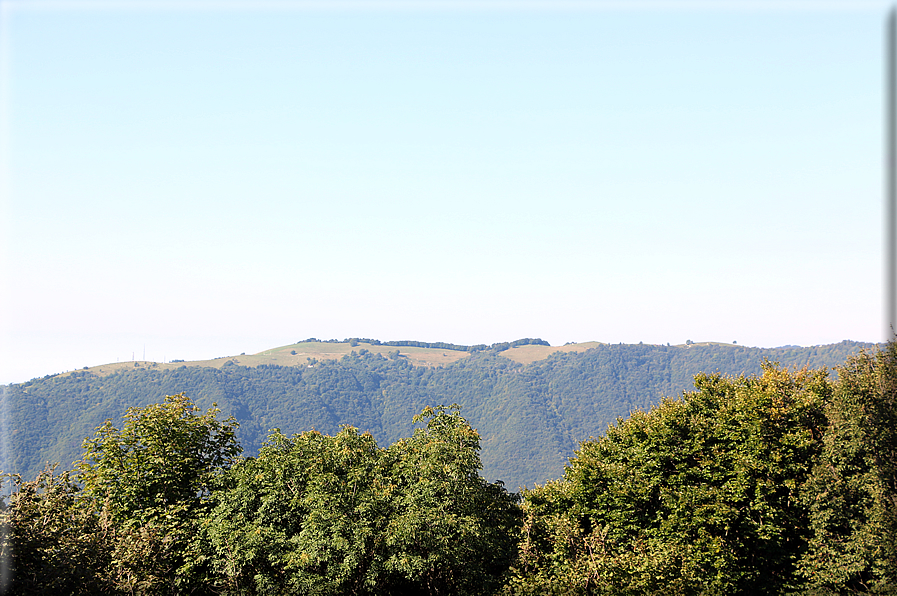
[798,343,897,593]
[3,343,896,594]
[74,393,240,594]
[0,465,113,595]
[198,425,389,594]
[200,405,520,595]
[383,405,521,595]
[76,392,241,522]
[508,363,831,595]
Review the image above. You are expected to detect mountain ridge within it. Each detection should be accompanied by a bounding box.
[5,338,880,490]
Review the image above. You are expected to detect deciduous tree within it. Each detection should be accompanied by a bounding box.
[76,393,240,594]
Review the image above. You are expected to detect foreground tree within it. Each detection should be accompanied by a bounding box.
[383,405,521,595]
[507,363,831,595]
[77,392,241,521]
[201,405,521,595]
[197,425,389,594]
[1,394,241,595]
[0,466,113,595]
[75,393,240,594]
[798,341,897,592]
[506,342,897,596]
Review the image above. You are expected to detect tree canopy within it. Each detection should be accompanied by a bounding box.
[2,343,895,594]
[505,347,897,595]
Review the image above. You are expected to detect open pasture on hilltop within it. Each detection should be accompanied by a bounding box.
[70,341,474,378]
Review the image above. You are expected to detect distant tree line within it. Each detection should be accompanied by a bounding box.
[2,343,896,594]
[298,337,551,352]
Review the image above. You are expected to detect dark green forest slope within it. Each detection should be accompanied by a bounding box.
[5,340,877,489]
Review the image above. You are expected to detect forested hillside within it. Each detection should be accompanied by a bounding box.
[5,339,877,489]
[3,342,895,595]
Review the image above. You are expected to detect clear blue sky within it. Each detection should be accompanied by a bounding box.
[0,0,888,384]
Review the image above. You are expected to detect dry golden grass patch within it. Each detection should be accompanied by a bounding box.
[78,342,472,377]
[499,342,605,365]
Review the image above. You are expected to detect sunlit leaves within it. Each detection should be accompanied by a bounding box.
[74,393,241,594]
[202,405,520,596]
[508,363,832,595]
[76,392,241,523]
